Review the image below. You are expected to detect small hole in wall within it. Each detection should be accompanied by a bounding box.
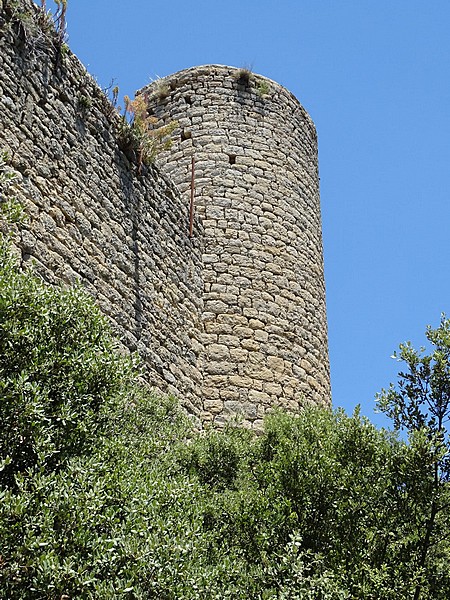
[181,129,192,141]
[228,154,237,165]
[184,95,193,105]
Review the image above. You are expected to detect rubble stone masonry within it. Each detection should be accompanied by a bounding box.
[0,1,330,428]
[143,66,330,427]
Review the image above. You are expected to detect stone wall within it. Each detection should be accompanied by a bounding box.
[143,66,330,428]
[0,0,205,419]
[0,1,330,428]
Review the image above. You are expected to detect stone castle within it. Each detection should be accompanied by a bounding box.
[0,0,330,428]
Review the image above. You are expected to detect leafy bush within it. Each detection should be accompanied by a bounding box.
[173,407,450,599]
[0,210,449,597]
[176,426,254,490]
[0,244,136,486]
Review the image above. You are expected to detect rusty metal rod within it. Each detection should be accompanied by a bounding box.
[189,155,195,238]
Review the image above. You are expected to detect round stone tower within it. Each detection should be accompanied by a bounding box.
[141,65,330,428]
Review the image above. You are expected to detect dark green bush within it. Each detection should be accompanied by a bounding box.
[0,237,449,598]
[175,426,254,490]
[0,244,136,487]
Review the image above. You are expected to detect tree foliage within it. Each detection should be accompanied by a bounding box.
[0,171,449,596]
[0,245,137,487]
[377,316,450,478]
[377,316,450,600]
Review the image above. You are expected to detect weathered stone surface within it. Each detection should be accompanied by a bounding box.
[1,5,330,429]
[0,2,204,418]
[143,64,331,426]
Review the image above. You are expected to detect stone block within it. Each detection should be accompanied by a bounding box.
[248,318,265,329]
[217,334,241,348]
[248,390,271,404]
[203,399,224,413]
[241,338,260,351]
[205,299,228,313]
[205,322,233,335]
[229,348,248,362]
[264,382,283,396]
[254,329,269,342]
[229,374,253,388]
[233,326,254,338]
[244,364,274,381]
[207,343,230,360]
[204,360,236,375]
[223,401,257,420]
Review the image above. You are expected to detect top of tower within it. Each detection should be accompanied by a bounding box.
[137,64,316,138]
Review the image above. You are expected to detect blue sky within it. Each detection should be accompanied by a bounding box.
[64,1,450,427]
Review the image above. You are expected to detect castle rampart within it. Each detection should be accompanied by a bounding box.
[0,1,330,428]
[0,0,205,419]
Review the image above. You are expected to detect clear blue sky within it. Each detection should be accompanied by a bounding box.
[64,0,450,427]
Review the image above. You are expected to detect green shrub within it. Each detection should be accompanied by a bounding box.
[176,426,253,490]
[0,245,136,486]
[0,216,449,597]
